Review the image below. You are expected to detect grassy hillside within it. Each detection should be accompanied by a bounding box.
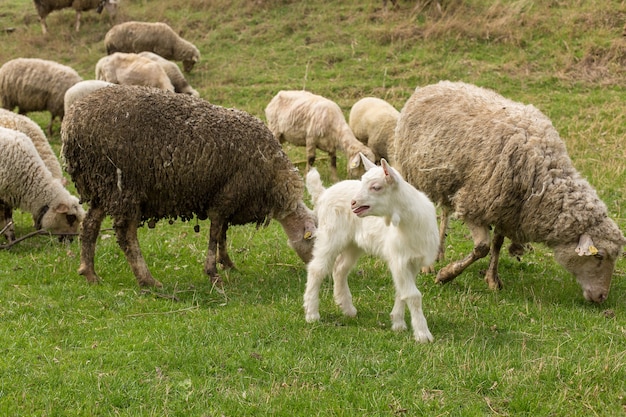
[0,0,625,415]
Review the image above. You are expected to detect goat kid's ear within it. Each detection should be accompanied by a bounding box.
[359,152,376,171]
[381,159,399,185]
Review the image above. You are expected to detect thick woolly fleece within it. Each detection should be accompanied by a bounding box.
[0,126,83,235]
[104,21,201,72]
[0,109,64,181]
[0,58,82,128]
[348,97,399,163]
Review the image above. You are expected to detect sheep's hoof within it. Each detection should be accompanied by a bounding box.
[421,264,435,274]
[138,276,163,288]
[78,264,101,284]
[484,271,503,290]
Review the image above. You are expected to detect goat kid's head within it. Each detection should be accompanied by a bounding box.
[351,153,401,225]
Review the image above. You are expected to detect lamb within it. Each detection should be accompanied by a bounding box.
[303,154,439,343]
[138,52,199,96]
[0,126,84,242]
[0,109,64,182]
[393,80,626,303]
[0,58,83,136]
[265,90,376,181]
[348,97,400,163]
[64,80,114,115]
[33,0,119,35]
[61,85,317,287]
[104,21,201,73]
[95,53,175,92]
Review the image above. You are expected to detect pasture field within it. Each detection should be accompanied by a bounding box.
[0,0,625,415]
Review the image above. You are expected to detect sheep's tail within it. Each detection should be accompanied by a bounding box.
[305,168,325,208]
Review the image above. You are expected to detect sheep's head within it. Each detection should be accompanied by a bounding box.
[347,147,377,179]
[278,202,317,264]
[98,0,119,16]
[37,196,86,242]
[552,227,626,303]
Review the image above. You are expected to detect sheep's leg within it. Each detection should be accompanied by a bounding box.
[78,206,106,284]
[484,233,504,290]
[329,150,338,182]
[390,262,433,343]
[436,223,490,284]
[216,223,235,270]
[421,206,450,273]
[332,246,362,318]
[0,202,15,242]
[75,11,82,32]
[303,239,342,322]
[305,141,316,175]
[114,216,163,287]
[204,219,223,283]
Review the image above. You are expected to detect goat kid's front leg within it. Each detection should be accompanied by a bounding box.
[332,248,362,318]
[303,242,341,322]
[115,216,162,287]
[78,205,106,284]
[436,223,491,284]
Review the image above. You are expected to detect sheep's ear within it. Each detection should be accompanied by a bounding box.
[381,159,400,185]
[575,234,599,256]
[359,152,376,171]
[53,204,70,214]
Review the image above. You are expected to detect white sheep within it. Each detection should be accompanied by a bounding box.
[0,126,84,242]
[0,109,64,183]
[138,52,199,96]
[95,53,175,92]
[0,58,83,135]
[64,80,114,115]
[104,21,201,73]
[33,0,119,35]
[394,80,626,303]
[348,97,399,163]
[303,154,440,343]
[265,90,376,181]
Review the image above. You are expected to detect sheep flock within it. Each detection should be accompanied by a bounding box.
[0,1,623,344]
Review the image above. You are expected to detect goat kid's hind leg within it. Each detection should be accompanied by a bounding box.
[78,205,106,284]
[332,246,362,318]
[391,262,433,343]
[114,216,162,287]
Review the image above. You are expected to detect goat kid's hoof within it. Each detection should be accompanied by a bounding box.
[414,330,434,343]
[304,311,320,323]
[391,321,408,332]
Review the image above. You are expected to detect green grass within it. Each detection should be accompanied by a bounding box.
[1,0,626,415]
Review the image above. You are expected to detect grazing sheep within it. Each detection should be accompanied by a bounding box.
[393,80,626,303]
[303,155,439,343]
[104,21,201,73]
[64,80,114,115]
[95,53,175,92]
[265,90,376,181]
[138,52,199,96]
[348,97,399,163]
[0,109,64,182]
[62,85,316,287]
[0,126,84,242]
[33,0,119,35]
[0,58,83,136]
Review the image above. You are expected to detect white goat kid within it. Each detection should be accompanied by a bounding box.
[303,154,440,343]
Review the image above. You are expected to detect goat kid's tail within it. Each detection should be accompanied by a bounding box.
[305,168,326,208]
